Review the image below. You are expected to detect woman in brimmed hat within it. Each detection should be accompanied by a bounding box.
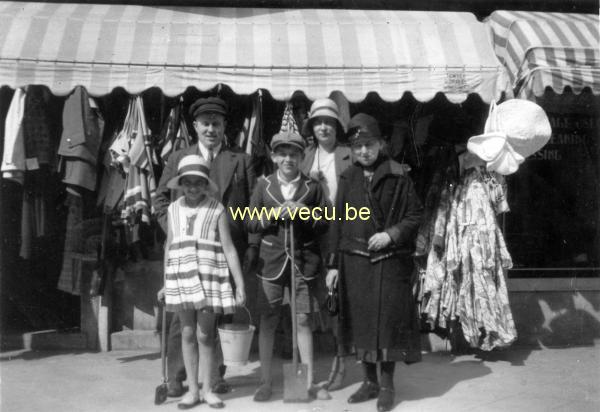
[300,98,352,391]
[326,114,423,412]
[301,98,351,206]
[162,154,246,409]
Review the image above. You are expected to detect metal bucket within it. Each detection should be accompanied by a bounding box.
[217,306,255,366]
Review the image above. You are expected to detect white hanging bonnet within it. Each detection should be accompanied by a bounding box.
[467,99,552,175]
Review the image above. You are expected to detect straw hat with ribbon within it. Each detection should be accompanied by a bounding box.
[467,99,552,175]
[166,154,219,193]
[301,98,346,141]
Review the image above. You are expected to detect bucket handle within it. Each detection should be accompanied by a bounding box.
[236,305,253,327]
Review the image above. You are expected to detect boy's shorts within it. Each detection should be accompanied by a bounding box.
[257,262,320,314]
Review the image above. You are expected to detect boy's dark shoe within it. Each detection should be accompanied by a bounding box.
[376,387,395,412]
[212,378,230,394]
[212,364,230,394]
[253,382,273,402]
[347,380,380,403]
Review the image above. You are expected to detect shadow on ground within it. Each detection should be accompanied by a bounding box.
[0,349,96,362]
[117,352,160,362]
[397,353,493,404]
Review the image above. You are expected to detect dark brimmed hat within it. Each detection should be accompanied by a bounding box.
[301,98,346,141]
[189,97,228,119]
[346,113,382,144]
[271,130,306,152]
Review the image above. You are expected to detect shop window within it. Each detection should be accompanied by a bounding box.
[504,90,599,275]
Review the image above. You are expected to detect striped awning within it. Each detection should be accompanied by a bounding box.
[0,2,505,102]
[487,10,600,99]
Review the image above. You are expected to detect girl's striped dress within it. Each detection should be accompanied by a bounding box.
[164,196,236,313]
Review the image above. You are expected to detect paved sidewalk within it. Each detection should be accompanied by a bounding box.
[1,346,599,412]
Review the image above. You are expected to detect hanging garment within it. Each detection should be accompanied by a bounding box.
[415,150,459,328]
[164,196,236,313]
[419,165,516,350]
[108,100,133,169]
[236,92,263,156]
[329,91,350,132]
[451,167,515,350]
[236,92,270,175]
[159,101,192,165]
[23,86,54,170]
[1,87,26,184]
[19,168,54,259]
[279,100,300,134]
[96,139,126,212]
[419,179,456,330]
[57,86,105,191]
[18,87,60,258]
[57,193,84,295]
[121,96,156,225]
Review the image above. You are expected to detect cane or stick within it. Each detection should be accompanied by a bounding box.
[283,220,309,402]
[154,298,168,404]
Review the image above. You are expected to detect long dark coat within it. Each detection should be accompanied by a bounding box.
[328,157,423,363]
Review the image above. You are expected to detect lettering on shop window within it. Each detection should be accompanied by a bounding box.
[531,149,561,160]
[530,113,595,162]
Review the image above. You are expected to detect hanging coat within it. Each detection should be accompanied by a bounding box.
[328,157,423,363]
[57,86,105,191]
[1,87,26,184]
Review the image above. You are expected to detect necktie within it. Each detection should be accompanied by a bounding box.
[208,149,214,162]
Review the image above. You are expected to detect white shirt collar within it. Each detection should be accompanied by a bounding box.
[197,142,222,161]
[276,170,301,201]
[277,170,301,185]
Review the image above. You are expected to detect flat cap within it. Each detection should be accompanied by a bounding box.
[271,130,306,152]
[189,97,228,118]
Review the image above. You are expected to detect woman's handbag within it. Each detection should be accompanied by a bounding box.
[325,284,339,316]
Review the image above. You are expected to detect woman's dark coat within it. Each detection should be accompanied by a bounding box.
[328,157,424,363]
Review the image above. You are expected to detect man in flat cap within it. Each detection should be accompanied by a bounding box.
[154,96,258,397]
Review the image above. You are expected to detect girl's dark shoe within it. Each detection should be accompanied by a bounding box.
[376,387,395,412]
[347,381,380,403]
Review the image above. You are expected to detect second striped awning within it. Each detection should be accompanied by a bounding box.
[487,10,600,99]
[0,2,505,102]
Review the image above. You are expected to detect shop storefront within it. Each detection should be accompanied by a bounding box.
[486,10,600,346]
[0,2,597,350]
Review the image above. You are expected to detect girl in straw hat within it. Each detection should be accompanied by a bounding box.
[162,154,246,409]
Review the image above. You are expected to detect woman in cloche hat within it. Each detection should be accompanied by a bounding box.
[300,98,352,391]
[325,114,424,412]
